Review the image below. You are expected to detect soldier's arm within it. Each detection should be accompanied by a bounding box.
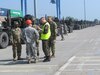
[43,25,49,34]
[34,28,39,40]
[54,22,57,30]
[10,29,13,44]
[37,26,42,31]
[54,22,57,37]
[22,29,27,43]
[18,28,22,38]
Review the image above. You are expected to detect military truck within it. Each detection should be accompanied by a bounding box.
[0,8,23,48]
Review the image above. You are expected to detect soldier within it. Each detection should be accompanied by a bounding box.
[63,22,68,35]
[33,24,42,57]
[23,20,39,64]
[40,17,51,62]
[11,21,22,61]
[60,22,65,41]
[48,16,57,57]
[54,17,64,40]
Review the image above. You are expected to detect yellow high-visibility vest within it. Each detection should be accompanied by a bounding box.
[41,22,51,40]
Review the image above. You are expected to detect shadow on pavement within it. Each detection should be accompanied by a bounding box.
[0,59,12,62]
[0,57,44,65]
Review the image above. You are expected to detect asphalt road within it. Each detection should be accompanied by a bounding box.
[0,25,100,75]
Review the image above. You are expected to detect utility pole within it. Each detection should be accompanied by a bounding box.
[34,0,37,18]
[21,0,23,14]
[84,0,86,21]
[58,0,61,19]
[56,0,61,19]
[24,0,27,15]
[56,0,59,19]
[51,0,61,19]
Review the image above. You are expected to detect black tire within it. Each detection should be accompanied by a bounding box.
[0,32,9,48]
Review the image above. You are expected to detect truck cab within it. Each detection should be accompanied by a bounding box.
[0,8,23,48]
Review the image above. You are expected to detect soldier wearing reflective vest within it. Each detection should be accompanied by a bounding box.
[40,17,51,62]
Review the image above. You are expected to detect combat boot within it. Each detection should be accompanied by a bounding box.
[43,56,51,62]
[37,53,39,56]
[37,48,39,56]
[28,59,31,64]
[27,57,32,64]
[61,38,65,41]
[17,56,22,60]
[34,58,37,63]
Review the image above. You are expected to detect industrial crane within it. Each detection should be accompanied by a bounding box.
[21,0,61,19]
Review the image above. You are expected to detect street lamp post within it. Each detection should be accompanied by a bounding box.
[58,0,61,19]
[21,0,23,13]
[84,0,86,21]
[24,0,27,15]
[34,0,37,18]
[56,0,59,19]
[51,0,61,19]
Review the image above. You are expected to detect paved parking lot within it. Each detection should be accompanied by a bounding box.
[0,25,100,75]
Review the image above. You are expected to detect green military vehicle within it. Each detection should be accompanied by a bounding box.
[0,8,23,48]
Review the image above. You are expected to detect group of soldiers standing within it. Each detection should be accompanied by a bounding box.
[11,16,65,64]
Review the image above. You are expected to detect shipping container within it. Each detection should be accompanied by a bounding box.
[0,8,9,16]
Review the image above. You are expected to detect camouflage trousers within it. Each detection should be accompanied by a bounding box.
[26,42,37,60]
[60,28,64,40]
[36,41,39,56]
[12,42,22,59]
[48,39,55,56]
[42,40,50,57]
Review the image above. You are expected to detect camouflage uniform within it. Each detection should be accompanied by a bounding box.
[54,18,64,40]
[24,26,39,63]
[59,24,64,40]
[33,25,42,56]
[48,21,57,57]
[40,17,51,62]
[11,26,22,60]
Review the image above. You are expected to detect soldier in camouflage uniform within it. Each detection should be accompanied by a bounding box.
[11,21,22,61]
[54,17,65,41]
[24,20,39,64]
[33,24,42,56]
[40,17,51,62]
[48,16,57,57]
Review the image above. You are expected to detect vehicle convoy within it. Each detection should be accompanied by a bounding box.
[0,8,23,48]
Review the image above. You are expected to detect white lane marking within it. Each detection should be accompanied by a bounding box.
[54,56,76,75]
[76,62,84,71]
[61,69,100,71]
[0,65,57,72]
[95,42,99,45]
[76,56,100,58]
[89,39,94,43]
[69,64,100,66]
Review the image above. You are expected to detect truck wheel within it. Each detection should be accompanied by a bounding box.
[0,32,9,48]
